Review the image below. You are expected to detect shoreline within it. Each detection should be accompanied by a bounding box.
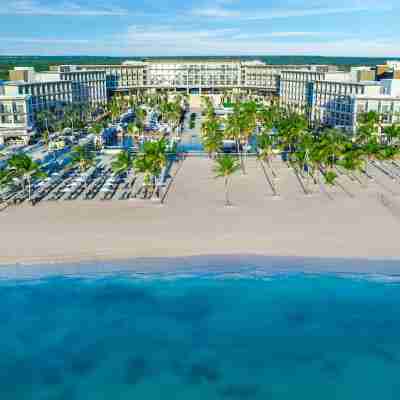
[1,254,400,280]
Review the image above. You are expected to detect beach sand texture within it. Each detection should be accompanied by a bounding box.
[1,157,400,266]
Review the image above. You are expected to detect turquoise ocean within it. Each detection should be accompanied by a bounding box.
[1,259,400,399]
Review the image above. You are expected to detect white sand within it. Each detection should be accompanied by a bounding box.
[1,157,400,269]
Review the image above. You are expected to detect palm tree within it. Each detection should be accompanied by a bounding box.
[225,107,248,172]
[89,123,103,149]
[135,108,146,137]
[7,154,46,201]
[126,122,139,145]
[109,98,121,123]
[134,139,167,198]
[356,111,381,144]
[201,116,222,159]
[257,132,277,177]
[0,168,12,192]
[318,128,346,169]
[276,112,309,158]
[213,155,241,206]
[337,147,365,185]
[112,150,133,175]
[71,145,96,173]
[383,124,400,145]
[134,155,153,195]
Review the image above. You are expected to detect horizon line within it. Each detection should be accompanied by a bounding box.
[1,54,400,59]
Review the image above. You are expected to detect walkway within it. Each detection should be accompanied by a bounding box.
[179,105,203,152]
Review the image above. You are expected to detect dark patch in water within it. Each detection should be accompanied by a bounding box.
[218,383,259,399]
[125,356,150,385]
[94,285,156,306]
[371,346,399,365]
[167,292,213,323]
[67,352,98,375]
[56,385,77,400]
[39,362,63,385]
[320,359,343,378]
[171,359,185,375]
[186,362,221,384]
[0,359,34,390]
[286,310,309,326]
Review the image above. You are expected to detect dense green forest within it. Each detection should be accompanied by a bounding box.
[1,55,399,81]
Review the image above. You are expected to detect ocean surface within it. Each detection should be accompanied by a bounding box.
[1,262,400,399]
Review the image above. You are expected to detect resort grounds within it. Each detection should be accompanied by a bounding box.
[2,154,400,268]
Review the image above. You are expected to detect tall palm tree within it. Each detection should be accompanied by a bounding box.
[213,155,241,206]
[201,116,222,159]
[112,150,133,175]
[257,132,277,177]
[134,139,167,198]
[383,124,400,145]
[135,108,146,137]
[126,122,139,142]
[356,111,380,144]
[71,145,96,173]
[109,98,121,123]
[7,154,46,201]
[89,123,104,149]
[318,128,346,169]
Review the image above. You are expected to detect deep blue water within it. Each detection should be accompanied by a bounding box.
[1,268,400,399]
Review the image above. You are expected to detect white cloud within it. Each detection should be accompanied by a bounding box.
[2,0,129,16]
[232,32,329,40]
[192,4,393,19]
[0,24,399,58]
[0,37,91,44]
[111,25,400,57]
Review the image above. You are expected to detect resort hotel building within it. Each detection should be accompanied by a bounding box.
[279,61,400,133]
[80,59,283,95]
[0,66,107,145]
[1,58,400,144]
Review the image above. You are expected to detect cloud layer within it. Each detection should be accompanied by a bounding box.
[0,0,398,57]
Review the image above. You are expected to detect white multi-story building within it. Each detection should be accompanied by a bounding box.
[82,59,281,95]
[0,92,34,146]
[0,66,107,144]
[279,65,400,134]
[279,70,353,113]
[310,81,381,131]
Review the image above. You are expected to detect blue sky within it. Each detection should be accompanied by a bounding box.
[0,0,399,56]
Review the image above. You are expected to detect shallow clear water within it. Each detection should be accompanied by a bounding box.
[1,270,400,399]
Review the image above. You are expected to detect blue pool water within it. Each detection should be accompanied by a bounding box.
[1,266,400,399]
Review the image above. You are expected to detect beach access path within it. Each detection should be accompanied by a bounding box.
[1,156,400,267]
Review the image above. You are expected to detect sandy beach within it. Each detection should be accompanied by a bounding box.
[1,157,400,271]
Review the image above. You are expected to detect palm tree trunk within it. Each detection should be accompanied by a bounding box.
[225,176,230,206]
[267,157,277,178]
[28,177,32,201]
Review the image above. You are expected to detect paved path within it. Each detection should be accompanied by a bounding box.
[179,107,203,152]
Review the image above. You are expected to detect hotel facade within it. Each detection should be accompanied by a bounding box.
[81,59,283,95]
[1,58,400,144]
[280,61,400,133]
[0,66,107,145]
